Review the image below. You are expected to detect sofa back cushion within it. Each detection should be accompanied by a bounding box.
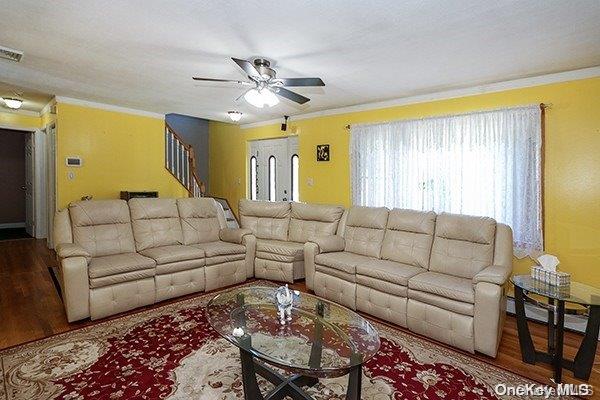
[288,202,344,243]
[381,209,436,269]
[239,199,290,241]
[69,200,135,257]
[177,198,222,244]
[342,206,388,258]
[429,212,496,279]
[129,198,183,251]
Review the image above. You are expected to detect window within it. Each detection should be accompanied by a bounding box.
[291,154,299,201]
[268,155,276,201]
[249,156,257,200]
[350,105,542,256]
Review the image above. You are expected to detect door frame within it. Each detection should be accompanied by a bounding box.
[45,122,57,248]
[0,123,50,240]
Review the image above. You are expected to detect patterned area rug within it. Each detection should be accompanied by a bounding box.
[0,281,559,399]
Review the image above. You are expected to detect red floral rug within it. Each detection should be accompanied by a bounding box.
[0,281,558,399]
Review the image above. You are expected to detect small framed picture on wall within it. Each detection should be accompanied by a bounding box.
[316,144,330,161]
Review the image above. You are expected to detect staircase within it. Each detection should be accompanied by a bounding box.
[165,123,239,228]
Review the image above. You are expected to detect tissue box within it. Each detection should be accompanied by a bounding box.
[531,266,570,287]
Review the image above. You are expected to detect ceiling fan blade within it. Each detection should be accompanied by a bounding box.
[273,87,310,104]
[192,77,252,85]
[231,57,261,78]
[276,77,325,87]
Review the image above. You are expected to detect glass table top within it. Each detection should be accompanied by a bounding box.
[206,286,380,376]
[511,275,600,307]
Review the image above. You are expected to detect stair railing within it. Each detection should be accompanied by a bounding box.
[164,123,239,227]
[165,123,201,196]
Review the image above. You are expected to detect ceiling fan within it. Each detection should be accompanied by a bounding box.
[193,58,325,108]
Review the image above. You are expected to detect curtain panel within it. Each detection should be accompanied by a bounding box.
[350,105,542,256]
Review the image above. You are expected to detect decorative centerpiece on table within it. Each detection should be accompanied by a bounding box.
[275,284,294,325]
[531,254,570,287]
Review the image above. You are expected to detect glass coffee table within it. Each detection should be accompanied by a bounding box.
[206,286,380,400]
[512,275,600,383]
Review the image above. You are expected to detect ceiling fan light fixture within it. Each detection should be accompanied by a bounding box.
[1,97,23,109]
[244,88,279,108]
[228,110,243,122]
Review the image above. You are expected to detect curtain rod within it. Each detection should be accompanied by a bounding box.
[344,103,551,130]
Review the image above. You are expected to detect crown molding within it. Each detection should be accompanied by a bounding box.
[55,96,165,119]
[240,66,600,129]
[40,97,57,116]
[0,108,40,117]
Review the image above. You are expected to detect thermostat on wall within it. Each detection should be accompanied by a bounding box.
[66,156,82,167]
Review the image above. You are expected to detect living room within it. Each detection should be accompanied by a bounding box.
[0,1,599,399]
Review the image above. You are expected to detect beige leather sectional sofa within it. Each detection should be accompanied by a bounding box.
[53,197,253,322]
[54,197,512,358]
[304,206,513,357]
[238,199,344,283]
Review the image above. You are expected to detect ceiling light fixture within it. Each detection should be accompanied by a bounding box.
[244,88,279,108]
[228,110,243,122]
[1,97,23,109]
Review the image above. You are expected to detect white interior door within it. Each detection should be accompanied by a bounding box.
[24,133,35,236]
[248,137,298,202]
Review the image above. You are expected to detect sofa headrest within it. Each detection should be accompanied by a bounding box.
[387,208,436,235]
[69,200,131,227]
[239,199,290,218]
[290,202,344,222]
[435,212,496,244]
[346,206,388,229]
[177,198,218,219]
[129,198,179,220]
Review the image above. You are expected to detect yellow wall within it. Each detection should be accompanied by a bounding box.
[209,77,600,286]
[56,103,188,208]
[0,110,41,129]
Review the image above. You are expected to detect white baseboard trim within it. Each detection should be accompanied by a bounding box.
[506,297,598,340]
[0,222,26,229]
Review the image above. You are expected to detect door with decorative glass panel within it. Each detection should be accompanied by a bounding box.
[248,137,299,202]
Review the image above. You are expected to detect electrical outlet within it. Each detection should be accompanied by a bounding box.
[307,177,314,187]
[237,177,241,185]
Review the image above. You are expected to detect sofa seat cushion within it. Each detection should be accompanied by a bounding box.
[140,245,205,265]
[315,251,376,275]
[256,239,304,261]
[192,241,246,257]
[357,259,425,287]
[89,253,156,278]
[88,253,156,288]
[408,272,474,304]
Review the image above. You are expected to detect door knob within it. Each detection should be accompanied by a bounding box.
[20,186,26,190]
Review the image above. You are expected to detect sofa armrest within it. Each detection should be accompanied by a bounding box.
[55,243,91,260]
[308,235,345,254]
[473,265,511,285]
[220,228,253,244]
[60,256,91,322]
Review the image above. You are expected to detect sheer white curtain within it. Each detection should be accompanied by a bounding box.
[350,105,542,256]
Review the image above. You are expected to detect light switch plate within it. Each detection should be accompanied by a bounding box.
[307,177,314,187]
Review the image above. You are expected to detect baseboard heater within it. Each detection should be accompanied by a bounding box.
[506,297,599,341]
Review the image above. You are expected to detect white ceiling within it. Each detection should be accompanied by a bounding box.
[1,0,599,123]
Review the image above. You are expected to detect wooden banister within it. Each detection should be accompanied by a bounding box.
[165,123,204,197]
[164,124,239,227]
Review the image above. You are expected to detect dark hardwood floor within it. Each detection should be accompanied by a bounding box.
[1,238,598,390]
